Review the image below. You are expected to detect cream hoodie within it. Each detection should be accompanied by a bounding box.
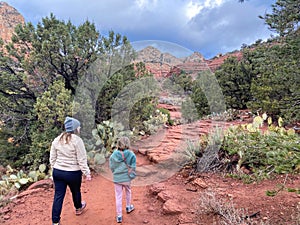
[50,133,90,176]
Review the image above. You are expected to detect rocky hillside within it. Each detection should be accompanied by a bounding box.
[206,51,243,71]
[0,2,24,43]
[135,46,243,78]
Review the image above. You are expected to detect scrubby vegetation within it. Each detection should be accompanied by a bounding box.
[183,114,299,183]
[198,190,267,225]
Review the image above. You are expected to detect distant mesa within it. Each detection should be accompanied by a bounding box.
[0,1,25,43]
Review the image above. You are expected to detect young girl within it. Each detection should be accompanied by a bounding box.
[109,136,136,223]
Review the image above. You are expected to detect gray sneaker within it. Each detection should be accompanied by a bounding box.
[126,204,135,213]
[116,215,122,223]
[75,201,86,215]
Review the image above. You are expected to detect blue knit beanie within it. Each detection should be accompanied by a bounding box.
[64,116,81,132]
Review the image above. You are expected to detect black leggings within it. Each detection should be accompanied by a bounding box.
[52,168,82,223]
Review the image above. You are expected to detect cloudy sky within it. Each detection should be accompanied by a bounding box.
[4,0,276,59]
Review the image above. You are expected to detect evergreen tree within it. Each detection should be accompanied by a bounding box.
[260,0,300,37]
[7,13,101,95]
[26,79,73,168]
[0,14,135,169]
[215,57,253,109]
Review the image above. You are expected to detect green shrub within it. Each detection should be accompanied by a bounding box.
[157,108,174,125]
[221,116,300,178]
[0,164,49,204]
[141,110,168,135]
[25,80,72,170]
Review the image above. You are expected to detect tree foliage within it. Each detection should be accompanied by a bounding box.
[0,38,35,156]
[215,34,300,123]
[166,70,225,121]
[95,65,137,123]
[192,70,226,117]
[25,79,73,168]
[0,14,102,157]
[9,13,101,94]
[215,57,253,109]
[213,0,300,124]
[0,13,137,169]
[259,0,300,37]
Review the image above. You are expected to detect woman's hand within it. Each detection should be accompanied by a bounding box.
[86,174,92,181]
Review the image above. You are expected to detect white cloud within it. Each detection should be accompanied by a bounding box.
[185,0,228,20]
[186,1,203,20]
[182,0,275,57]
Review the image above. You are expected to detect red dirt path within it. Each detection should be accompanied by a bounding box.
[1,162,299,225]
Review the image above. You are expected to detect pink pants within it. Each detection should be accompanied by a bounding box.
[114,183,132,216]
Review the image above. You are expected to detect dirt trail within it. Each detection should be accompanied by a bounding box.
[2,117,214,225]
[3,163,300,225]
[1,130,186,225]
[1,152,184,225]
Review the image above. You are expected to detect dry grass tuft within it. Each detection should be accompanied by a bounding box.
[198,189,270,225]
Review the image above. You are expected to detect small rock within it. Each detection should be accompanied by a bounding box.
[178,213,195,223]
[17,188,44,199]
[138,148,148,155]
[149,183,165,195]
[147,207,155,212]
[0,207,11,214]
[143,220,149,224]
[163,199,184,215]
[3,215,10,220]
[15,199,25,204]
[157,190,173,202]
[241,166,251,174]
[27,179,53,190]
[192,178,208,189]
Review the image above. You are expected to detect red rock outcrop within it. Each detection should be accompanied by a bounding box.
[135,46,243,78]
[134,46,183,78]
[0,2,25,43]
[206,51,243,71]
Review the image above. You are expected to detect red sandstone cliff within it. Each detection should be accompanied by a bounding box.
[135,46,243,78]
[0,2,25,43]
